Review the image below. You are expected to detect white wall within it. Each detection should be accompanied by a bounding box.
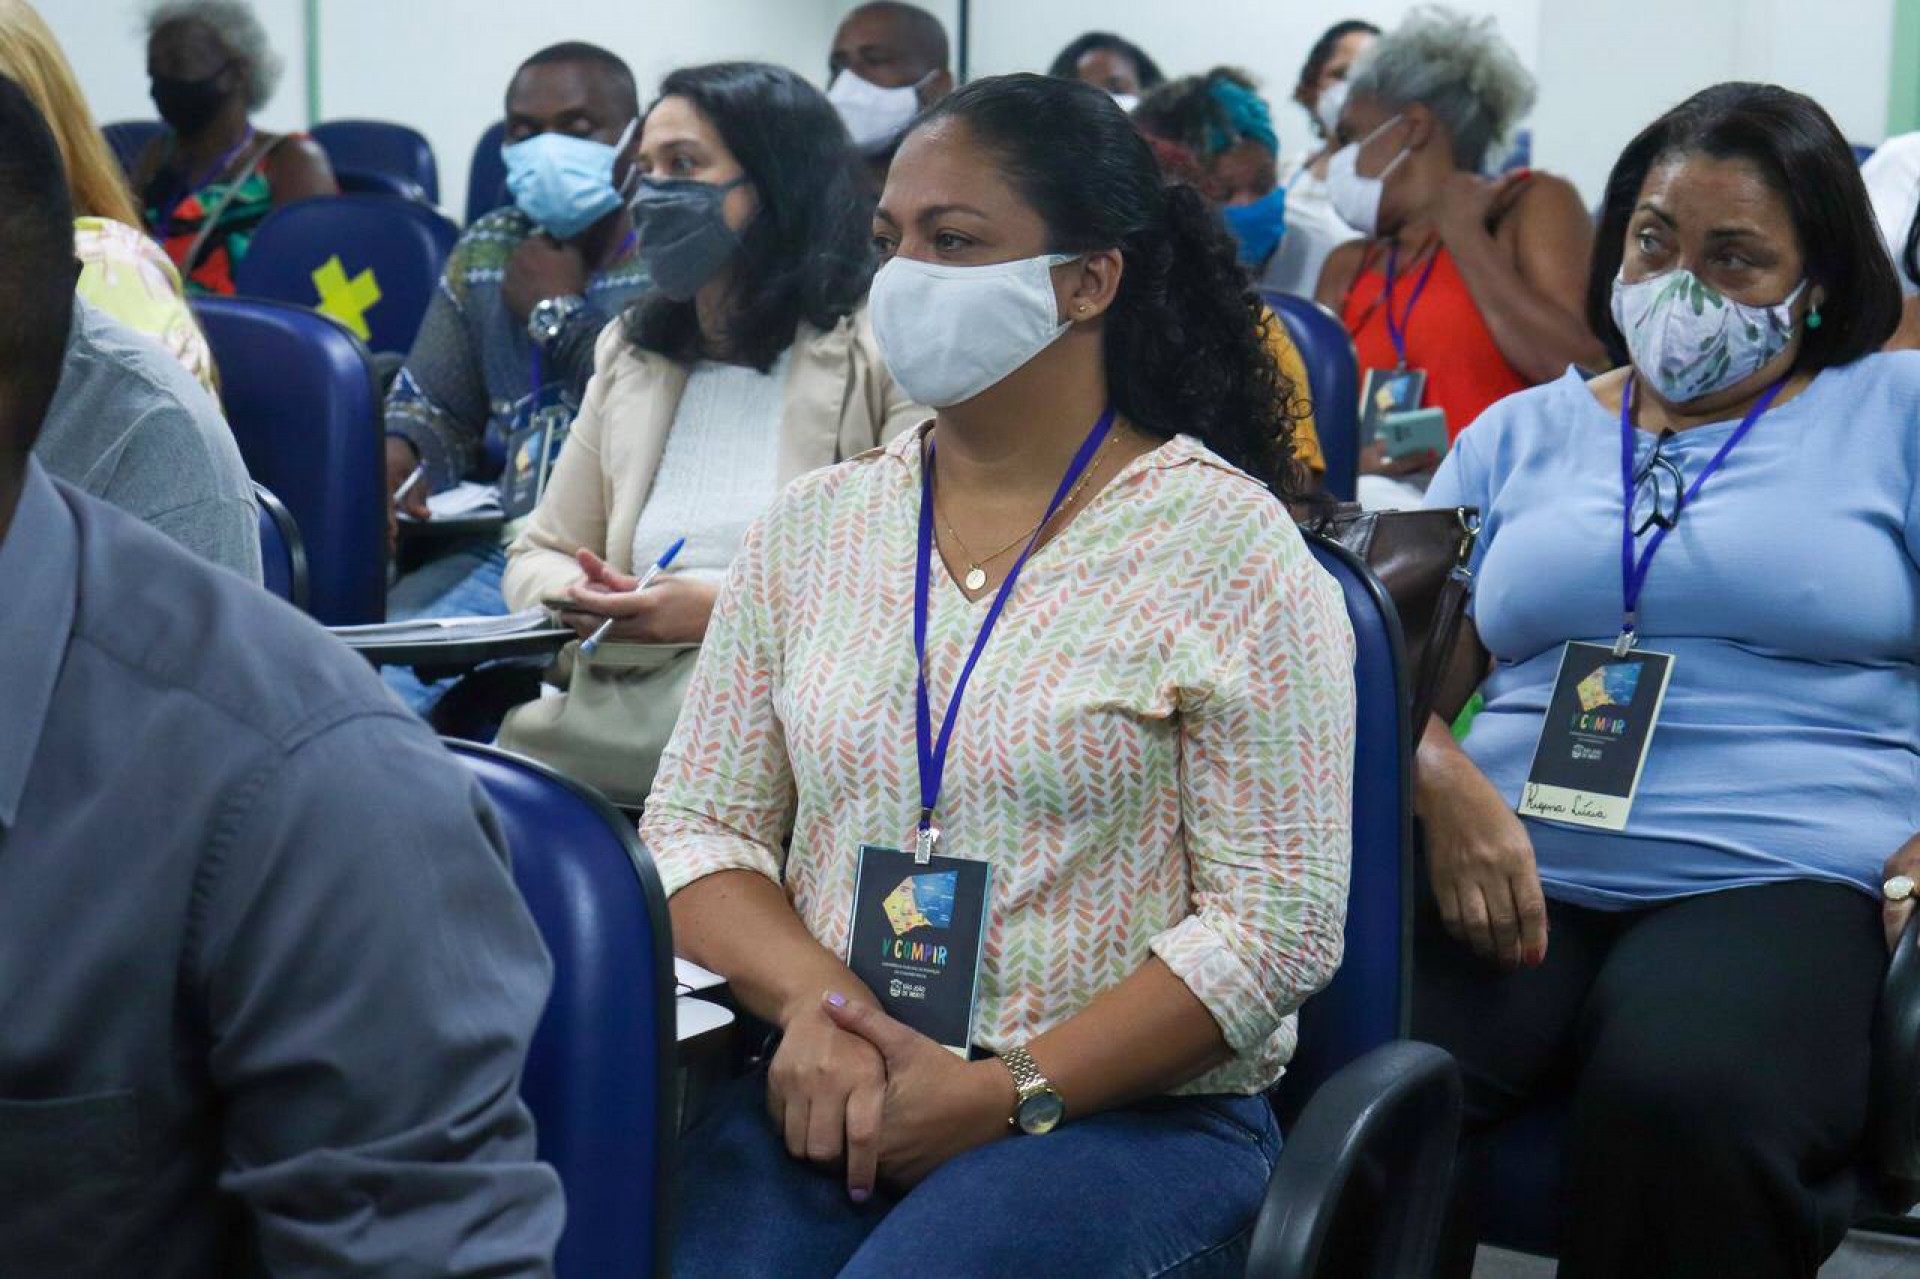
[46,0,1901,217]
[1534,0,1893,204]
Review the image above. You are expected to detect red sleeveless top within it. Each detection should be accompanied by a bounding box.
[1341,242,1528,440]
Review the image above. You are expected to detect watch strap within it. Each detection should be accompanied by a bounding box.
[1003,1045,1050,1104]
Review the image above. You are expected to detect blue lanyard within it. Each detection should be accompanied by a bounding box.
[1383,239,1439,368]
[1614,374,1784,654]
[912,407,1117,861]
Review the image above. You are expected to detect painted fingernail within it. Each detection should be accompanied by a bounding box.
[850,1187,871,1204]
[825,991,847,1008]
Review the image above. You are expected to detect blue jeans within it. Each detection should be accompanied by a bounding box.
[672,1069,1280,1278]
[382,541,509,714]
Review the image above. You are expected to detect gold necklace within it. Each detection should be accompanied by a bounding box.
[935,431,1115,592]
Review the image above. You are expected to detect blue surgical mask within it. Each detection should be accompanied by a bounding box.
[502,119,637,240]
[1222,186,1287,268]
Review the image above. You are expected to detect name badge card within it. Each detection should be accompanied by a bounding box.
[1359,366,1428,446]
[1518,642,1674,831]
[845,844,990,1056]
[499,405,571,520]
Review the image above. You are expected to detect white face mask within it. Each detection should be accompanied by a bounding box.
[1110,91,1140,114]
[828,68,922,154]
[870,253,1079,407]
[1314,78,1349,138]
[1325,114,1410,236]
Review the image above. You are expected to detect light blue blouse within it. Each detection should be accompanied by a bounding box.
[1427,358,1920,908]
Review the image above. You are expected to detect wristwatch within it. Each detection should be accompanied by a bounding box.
[1002,1045,1066,1135]
[527,293,587,349]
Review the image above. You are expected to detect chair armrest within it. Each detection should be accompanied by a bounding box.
[1246,1041,1462,1279]
[1876,912,1920,1182]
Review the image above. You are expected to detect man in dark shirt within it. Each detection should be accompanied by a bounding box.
[0,75,563,1277]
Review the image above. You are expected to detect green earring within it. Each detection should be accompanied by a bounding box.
[1807,307,1823,329]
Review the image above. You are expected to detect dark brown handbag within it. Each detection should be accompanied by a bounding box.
[1308,504,1481,730]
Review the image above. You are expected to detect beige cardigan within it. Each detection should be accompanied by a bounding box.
[503,307,924,609]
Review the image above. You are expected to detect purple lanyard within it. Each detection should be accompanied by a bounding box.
[1614,374,1785,654]
[912,406,1117,861]
[1383,240,1439,368]
[158,126,255,239]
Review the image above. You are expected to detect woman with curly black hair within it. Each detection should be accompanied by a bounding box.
[649,73,1355,1276]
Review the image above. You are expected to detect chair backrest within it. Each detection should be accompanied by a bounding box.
[252,481,309,612]
[444,741,676,1279]
[309,119,439,205]
[193,297,385,624]
[102,120,165,181]
[1265,291,1361,502]
[1276,533,1414,1128]
[232,194,459,355]
[467,121,510,226]
[334,167,431,203]
[1497,128,1533,174]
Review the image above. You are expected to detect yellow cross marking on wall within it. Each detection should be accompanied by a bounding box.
[310,256,381,341]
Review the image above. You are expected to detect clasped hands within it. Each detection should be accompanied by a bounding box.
[766,991,1016,1203]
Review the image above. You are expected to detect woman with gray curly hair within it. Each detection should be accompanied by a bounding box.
[132,0,335,294]
[1314,5,1603,509]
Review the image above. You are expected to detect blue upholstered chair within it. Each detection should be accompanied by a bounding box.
[444,741,676,1278]
[232,194,458,355]
[467,121,510,226]
[1264,291,1361,503]
[310,119,440,205]
[101,119,164,180]
[252,481,308,611]
[333,168,430,202]
[193,297,385,625]
[1276,533,1414,1128]
[1242,534,1459,1277]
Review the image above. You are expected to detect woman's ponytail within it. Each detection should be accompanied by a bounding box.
[1105,182,1304,496]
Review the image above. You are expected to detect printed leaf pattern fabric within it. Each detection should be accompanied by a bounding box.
[641,428,1356,1095]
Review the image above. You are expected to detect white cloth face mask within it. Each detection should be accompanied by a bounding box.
[1314,78,1349,138]
[869,252,1080,407]
[829,68,922,154]
[1325,113,1410,236]
[1111,91,1141,114]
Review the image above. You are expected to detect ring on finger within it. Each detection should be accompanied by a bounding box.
[1885,874,1916,903]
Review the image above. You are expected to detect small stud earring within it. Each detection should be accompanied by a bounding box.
[1077,302,1092,314]
[1806,306,1823,330]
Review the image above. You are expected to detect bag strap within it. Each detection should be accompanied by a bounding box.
[1408,509,1480,731]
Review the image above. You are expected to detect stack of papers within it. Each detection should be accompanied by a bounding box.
[399,482,504,522]
[330,607,555,645]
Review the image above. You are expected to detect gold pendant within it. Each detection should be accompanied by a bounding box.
[963,566,987,591]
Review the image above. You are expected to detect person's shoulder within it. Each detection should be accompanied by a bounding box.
[447,206,534,281]
[60,482,420,760]
[64,298,219,414]
[1813,351,1920,419]
[1862,133,1920,183]
[1505,170,1589,229]
[1135,435,1302,540]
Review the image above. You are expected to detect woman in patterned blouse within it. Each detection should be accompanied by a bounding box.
[647,74,1355,1277]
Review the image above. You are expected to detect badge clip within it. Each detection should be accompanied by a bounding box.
[913,821,940,866]
[1612,616,1638,659]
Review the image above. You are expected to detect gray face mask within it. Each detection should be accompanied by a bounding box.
[631,175,747,301]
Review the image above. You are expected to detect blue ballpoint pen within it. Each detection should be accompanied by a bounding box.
[580,536,686,658]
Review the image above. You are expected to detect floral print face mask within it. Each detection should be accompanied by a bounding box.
[1610,268,1805,403]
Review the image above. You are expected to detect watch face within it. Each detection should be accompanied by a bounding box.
[1017,1090,1065,1136]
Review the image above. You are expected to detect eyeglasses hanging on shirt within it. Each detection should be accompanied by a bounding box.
[1630,428,1686,535]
